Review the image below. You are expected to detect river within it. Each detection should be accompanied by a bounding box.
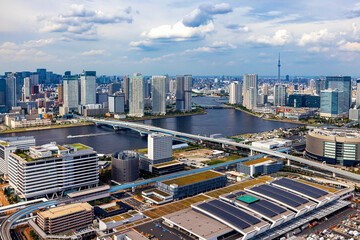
[0,97,301,154]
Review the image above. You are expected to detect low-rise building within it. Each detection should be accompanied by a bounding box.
[5,115,51,129]
[150,160,184,175]
[36,203,94,234]
[252,138,292,149]
[237,158,283,176]
[99,211,144,231]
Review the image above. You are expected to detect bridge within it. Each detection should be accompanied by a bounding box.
[90,118,360,182]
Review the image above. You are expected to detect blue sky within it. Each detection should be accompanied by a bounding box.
[1,0,360,76]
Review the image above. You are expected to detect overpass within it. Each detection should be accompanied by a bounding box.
[90,119,360,182]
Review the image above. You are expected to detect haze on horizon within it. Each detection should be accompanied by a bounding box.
[1,0,360,76]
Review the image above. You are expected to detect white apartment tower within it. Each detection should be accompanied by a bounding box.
[274,84,287,106]
[184,75,192,112]
[129,75,145,117]
[80,71,96,105]
[151,76,167,115]
[229,81,242,104]
[148,133,172,161]
[243,74,258,109]
[63,75,79,111]
[356,79,360,108]
[23,77,31,99]
[176,75,192,112]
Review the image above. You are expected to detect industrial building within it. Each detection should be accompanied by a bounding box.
[8,142,99,199]
[36,203,94,234]
[306,126,360,166]
[237,158,283,176]
[156,170,227,199]
[111,151,139,183]
[0,136,35,175]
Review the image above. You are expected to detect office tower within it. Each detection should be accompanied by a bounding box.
[96,92,108,105]
[288,94,320,108]
[278,53,281,82]
[274,84,287,106]
[326,76,351,110]
[0,136,35,175]
[262,83,269,95]
[30,74,39,86]
[320,89,347,118]
[63,75,79,111]
[229,81,242,104]
[80,71,96,105]
[36,68,46,84]
[286,75,289,82]
[64,71,71,76]
[0,79,5,106]
[356,79,360,108]
[23,77,31,100]
[108,94,125,113]
[184,75,192,112]
[128,75,144,117]
[151,76,167,115]
[176,76,185,111]
[9,142,98,199]
[108,82,120,95]
[315,79,327,95]
[5,74,17,108]
[57,84,63,103]
[243,74,258,109]
[111,151,139,183]
[148,133,172,162]
[123,76,130,107]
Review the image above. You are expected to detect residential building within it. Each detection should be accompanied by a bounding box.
[80,71,96,105]
[326,76,351,110]
[274,84,287,106]
[36,203,94,234]
[229,81,242,104]
[176,75,192,112]
[123,76,130,107]
[349,108,360,120]
[63,75,79,111]
[0,136,35,175]
[357,79,360,108]
[320,89,347,118]
[128,75,144,117]
[0,79,5,107]
[184,75,192,112]
[151,76,167,115]
[23,77,31,100]
[148,133,172,162]
[6,74,17,109]
[243,74,258,109]
[111,151,139,183]
[9,142,99,199]
[108,94,125,113]
[57,84,63,103]
[5,115,51,129]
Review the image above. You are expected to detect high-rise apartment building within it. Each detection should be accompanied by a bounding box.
[262,83,269,95]
[80,71,96,105]
[356,79,360,108]
[243,74,258,109]
[9,142,98,199]
[176,75,192,112]
[326,76,351,110]
[229,81,242,104]
[148,133,172,162]
[23,77,31,100]
[315,79,327,95]
[108,94,125,113]
[5,73,17,109]
[0,79,5,106]
[63,75,79,111]
[123,76,130,107]
[128,75,144,117]
[274,84,287,106]
[57,84,63,103]
[151,76,167,115]
[0,136,35,175]
[320,89,347,118]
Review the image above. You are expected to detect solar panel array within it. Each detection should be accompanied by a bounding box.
[248,199,286,218]
[272,178,328,199]
[196,199,261,230]
[250,184,309,207]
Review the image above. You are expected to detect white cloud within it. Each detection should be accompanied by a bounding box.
[298,29,335,46]
[225,24,249,32]
[81,49,105,56]
[142,21,214,41]
[248,29,291,46]
[338,41,360,51]
[307,46,330,53]
[183,3,232,27]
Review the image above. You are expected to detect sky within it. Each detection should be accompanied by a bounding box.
[1,0,360,76]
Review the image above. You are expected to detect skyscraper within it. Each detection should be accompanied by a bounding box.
[184,75,192,112]
[320,89,347,118]
[278,53,281,82]
[274,84,287,106]
[243,74,258,109]
[123,76,130,107]
[315,79,327,95]
[326,76,351,110]
[356,79,360,109]
[80,71,96,105]
[128,75,144,117]
[108,82,120,95]
[36,68,46,84]
[229,81,242,104]
[148,133,172,162]
[58,84,63,103]
[0,79,5,106]
[23,77,31,100]
[176,76,185,111]
[63,75,79,111]
[108,94,125,113]
[151,76,167,115]
[5,73,17,109]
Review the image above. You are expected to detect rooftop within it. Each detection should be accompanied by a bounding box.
[242,158,276,166]
[237,194,259,204]
[38,203,92,219]
[153,160,183,168]
[310,126,360,139]
[162,170,224,187]
[68,143,91,151]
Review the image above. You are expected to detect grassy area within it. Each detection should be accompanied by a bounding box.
[0,122,93,134]
[162,170,223,186]
[69,143,91,151]
[202,154,240,165]
[153,160,182,168]
[135,148,148,154]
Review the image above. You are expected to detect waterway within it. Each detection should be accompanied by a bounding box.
[0,97,301,154]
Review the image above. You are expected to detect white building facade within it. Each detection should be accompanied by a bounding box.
[151,76,167,115]
[129,75,145,117]
[229,81,242,104]
[80,71,96,105]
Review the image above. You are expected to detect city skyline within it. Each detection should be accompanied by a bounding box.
[1,1,360,75]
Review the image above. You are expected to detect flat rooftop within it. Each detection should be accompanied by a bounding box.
[242,158,275,166]
[38,203,92,219]
[153,160,183,168]
[143,188,171,197]
[161,170,224,187]
[163,208,233,239]
[68,143,91,151]
[67,185,110,198]
[295,179,339,193]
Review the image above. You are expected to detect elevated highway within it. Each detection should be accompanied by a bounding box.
[90,119,360,182]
